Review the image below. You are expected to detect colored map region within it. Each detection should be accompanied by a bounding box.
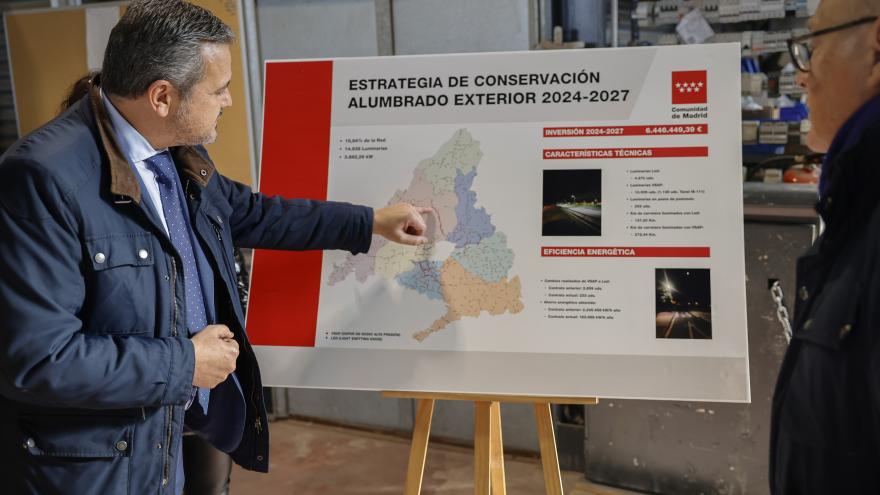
[328,129,524,341]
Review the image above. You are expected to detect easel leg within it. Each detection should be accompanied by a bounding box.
[489,402,507,495]
[405,398,435,495]
[385,393,595,494]
[535,403,564,495]
[474,401,492,495]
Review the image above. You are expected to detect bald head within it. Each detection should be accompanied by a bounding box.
[825,0,880,20]
[798,0,880,151]
[812,0,879,29]
[852,0,880,17]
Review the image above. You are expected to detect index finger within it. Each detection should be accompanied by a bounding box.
[409,209,428,233]
[217,325,234,339]
[398,232,429,246]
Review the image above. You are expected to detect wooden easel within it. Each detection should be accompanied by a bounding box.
[381,392,599,495]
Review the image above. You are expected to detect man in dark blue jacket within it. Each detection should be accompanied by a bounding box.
[0,1,428,493]
[772,0,880,492]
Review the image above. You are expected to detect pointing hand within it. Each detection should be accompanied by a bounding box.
[373,203,434,246]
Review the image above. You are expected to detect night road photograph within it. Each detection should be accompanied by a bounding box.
[655,268,712,339]
[542,169,602,236]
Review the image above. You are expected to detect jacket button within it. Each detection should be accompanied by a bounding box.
[138,249,149,260]
[200,169,207,177]
[94,252,106,264]
[24,438,34,449]
[839,324,852,339]
[257,455,264,462]
[115,440,128,452]
[799,286,809,301]
[803,318,813,330]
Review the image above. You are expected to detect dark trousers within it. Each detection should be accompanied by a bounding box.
[183,433,232,495]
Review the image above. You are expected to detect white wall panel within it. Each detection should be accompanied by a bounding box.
[257,0,378,60]
[392,0,529,55]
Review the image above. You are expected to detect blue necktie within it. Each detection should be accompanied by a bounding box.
[144,151,210,414]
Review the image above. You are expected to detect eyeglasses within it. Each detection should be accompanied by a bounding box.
[787,16,879,72]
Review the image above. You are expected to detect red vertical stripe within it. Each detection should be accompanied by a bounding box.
[246,60,333,347]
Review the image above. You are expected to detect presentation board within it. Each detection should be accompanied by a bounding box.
[247,44,749,402]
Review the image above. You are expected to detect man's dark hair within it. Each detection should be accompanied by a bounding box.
[101,0,233,99]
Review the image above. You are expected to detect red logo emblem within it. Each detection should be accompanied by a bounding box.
[672,70,707,105]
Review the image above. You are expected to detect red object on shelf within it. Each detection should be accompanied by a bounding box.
[783,164,821,184]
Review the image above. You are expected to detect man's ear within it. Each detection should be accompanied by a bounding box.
[145,80,175,118]
[868,17,880,90]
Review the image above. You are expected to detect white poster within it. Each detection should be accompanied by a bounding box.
[249,44,749,402]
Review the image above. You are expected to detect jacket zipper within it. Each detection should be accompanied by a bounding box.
[162,257,179,488]
[210,220,239,280]
[161,406,171,488]
[210,220,221,242]
[208,217,264,456]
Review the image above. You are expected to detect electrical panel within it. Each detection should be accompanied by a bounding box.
[625,0,813,180]
[634,0,808,27]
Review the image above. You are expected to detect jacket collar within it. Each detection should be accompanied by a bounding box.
[815,115,880,252]
[87,79,216,204]
[820,93,880,198]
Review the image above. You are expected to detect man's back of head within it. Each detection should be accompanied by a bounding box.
[101,0,233,101]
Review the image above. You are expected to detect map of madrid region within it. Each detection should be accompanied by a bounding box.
[327,129,524,341]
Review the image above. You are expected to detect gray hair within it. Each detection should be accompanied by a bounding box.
[101,0,233,99]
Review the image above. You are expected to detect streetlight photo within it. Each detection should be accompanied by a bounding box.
[541,169,602,236]
[655,268,712,339]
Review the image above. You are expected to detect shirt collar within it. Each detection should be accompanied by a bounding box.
[100,89,166,165]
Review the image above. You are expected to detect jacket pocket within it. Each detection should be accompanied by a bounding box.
[83,232,158,335]
[779,273,864,451]
[85,232,156,272]
[792,264,862,351]
[18,415,132,494]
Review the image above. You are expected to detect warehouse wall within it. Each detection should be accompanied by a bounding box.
[256,0,378,60]
[391,0,530,55]
[256,0,531,62]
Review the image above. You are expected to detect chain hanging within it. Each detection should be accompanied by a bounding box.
[770,281,793,344]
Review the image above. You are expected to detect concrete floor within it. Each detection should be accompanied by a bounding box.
[230,418,628,494]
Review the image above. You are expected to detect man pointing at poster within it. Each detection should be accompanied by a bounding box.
[772,0,880,493]
[0,0,428,493]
